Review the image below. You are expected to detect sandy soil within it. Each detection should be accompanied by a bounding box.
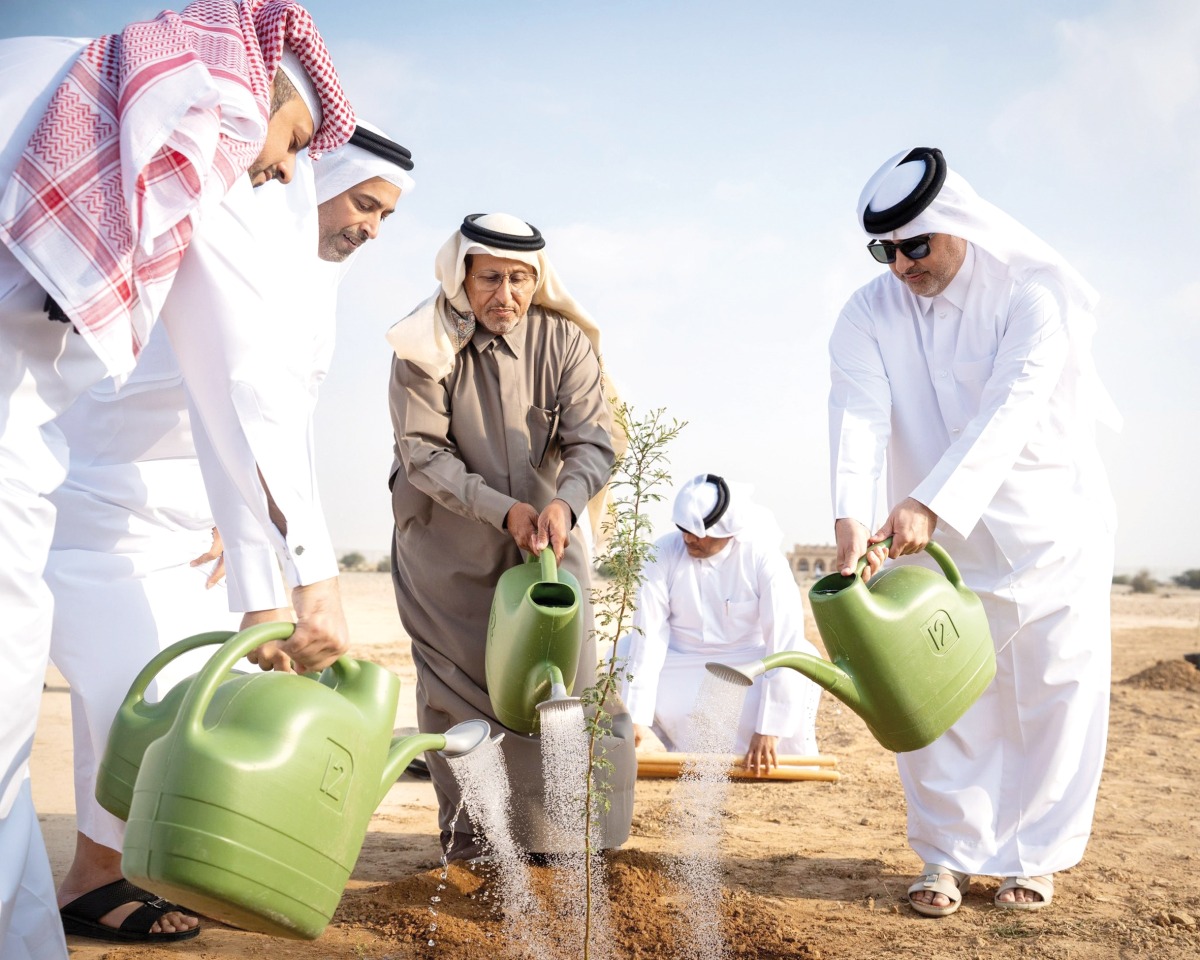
[32,574,1200,959]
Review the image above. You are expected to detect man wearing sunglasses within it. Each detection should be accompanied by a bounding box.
[828,148,1119,918]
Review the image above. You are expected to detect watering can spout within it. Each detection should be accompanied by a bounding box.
[760,651,863,714]
[707,653,863,714]
[535,662,583,718]
[378,719,492,806]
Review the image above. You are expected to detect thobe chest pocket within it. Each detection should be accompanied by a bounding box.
[526,403,561,468]
[952,355,996,415]
[722,598,760,641]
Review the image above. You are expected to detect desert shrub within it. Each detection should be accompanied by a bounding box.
[338,551,366,571]
[1172,569,1200,590]
[1129,570,1157,594]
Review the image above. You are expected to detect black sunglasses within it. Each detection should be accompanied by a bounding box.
[867,234,933,264]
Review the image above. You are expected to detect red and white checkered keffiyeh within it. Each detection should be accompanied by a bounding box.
[0,0,355,375]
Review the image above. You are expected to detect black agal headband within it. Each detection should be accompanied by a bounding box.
[702,474,731,529]
[861,146,946,234]
[348,126,414,171]
[460,214,545,251]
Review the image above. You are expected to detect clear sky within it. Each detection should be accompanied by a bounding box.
[2,1,1196,576]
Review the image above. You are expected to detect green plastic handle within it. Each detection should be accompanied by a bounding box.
[854,537,893,578]
[117,630,235,713]
[538,546,558,584]
[855,537,963,588]
[176,622,296,742]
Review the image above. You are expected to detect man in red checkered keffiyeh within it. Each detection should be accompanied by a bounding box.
[0,5,361,955]
[0,0,356,376]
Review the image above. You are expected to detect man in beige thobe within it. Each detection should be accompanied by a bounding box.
[387,213,630,860]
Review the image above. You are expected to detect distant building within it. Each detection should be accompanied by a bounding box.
[787,544,837,583]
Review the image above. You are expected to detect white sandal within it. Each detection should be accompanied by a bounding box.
[994,874,1053,910]
[907,863,970,917]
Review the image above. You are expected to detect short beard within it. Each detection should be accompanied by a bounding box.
[476,314,521,336]
[317,234,352,263]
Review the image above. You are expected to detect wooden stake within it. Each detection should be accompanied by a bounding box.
[635,751,838,769]
[636,760,841,783]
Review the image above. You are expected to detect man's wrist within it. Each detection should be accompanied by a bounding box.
[552,497,577,527]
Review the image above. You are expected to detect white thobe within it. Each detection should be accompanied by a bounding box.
[621,533,822,755]
[45,326,241,851]
[0,37,337,958]
[46,170,343,852]
[829,244,1116,877]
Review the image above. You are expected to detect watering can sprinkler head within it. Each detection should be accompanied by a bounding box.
[535,678,583,718]
[438,719,492,759]
[706,659,767,687]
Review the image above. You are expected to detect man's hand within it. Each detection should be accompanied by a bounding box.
[873,497,938,558]
[282,577,349,673]
[240,608,296,672]
[744,733,779,777]
[633,723,651,749]
[835,517,886,581]
[844,518,892,578]
[505,502,540,553]
[533,499,572,563]
[190,527,226,588]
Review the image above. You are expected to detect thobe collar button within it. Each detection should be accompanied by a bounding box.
[295,545,305,555]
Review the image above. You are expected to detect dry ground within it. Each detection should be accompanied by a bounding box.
[32,574,1200,959]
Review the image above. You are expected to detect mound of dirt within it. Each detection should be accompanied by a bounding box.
[1121,658,1200,692]
[334,849,823,959]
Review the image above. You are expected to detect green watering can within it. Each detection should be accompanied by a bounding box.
[708,539,996,753]
[97,630,237,821]
[485,548,583,733]
[117,623,491,939]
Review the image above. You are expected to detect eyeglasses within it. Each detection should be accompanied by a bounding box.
[866,234,934,264]
[469,271,537,293]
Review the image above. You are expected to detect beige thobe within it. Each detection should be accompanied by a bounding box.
[389,306,626,849]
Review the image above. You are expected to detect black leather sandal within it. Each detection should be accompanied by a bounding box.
[60,878,201,942]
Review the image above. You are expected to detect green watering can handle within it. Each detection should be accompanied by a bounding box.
[174,621,297,741]
[856,537,964,588]
[116,630,236,713]
[538,546,558,583]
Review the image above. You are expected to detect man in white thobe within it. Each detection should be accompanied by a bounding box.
[44,123,413,943]
[0,7,356,956]
[622,474,822,774]
[829,147,1118,916]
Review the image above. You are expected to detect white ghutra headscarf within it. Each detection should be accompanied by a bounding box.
[672,474,784,548]
[385,212,600,379]
[858,147,1121,431]
[312,119,415,205]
